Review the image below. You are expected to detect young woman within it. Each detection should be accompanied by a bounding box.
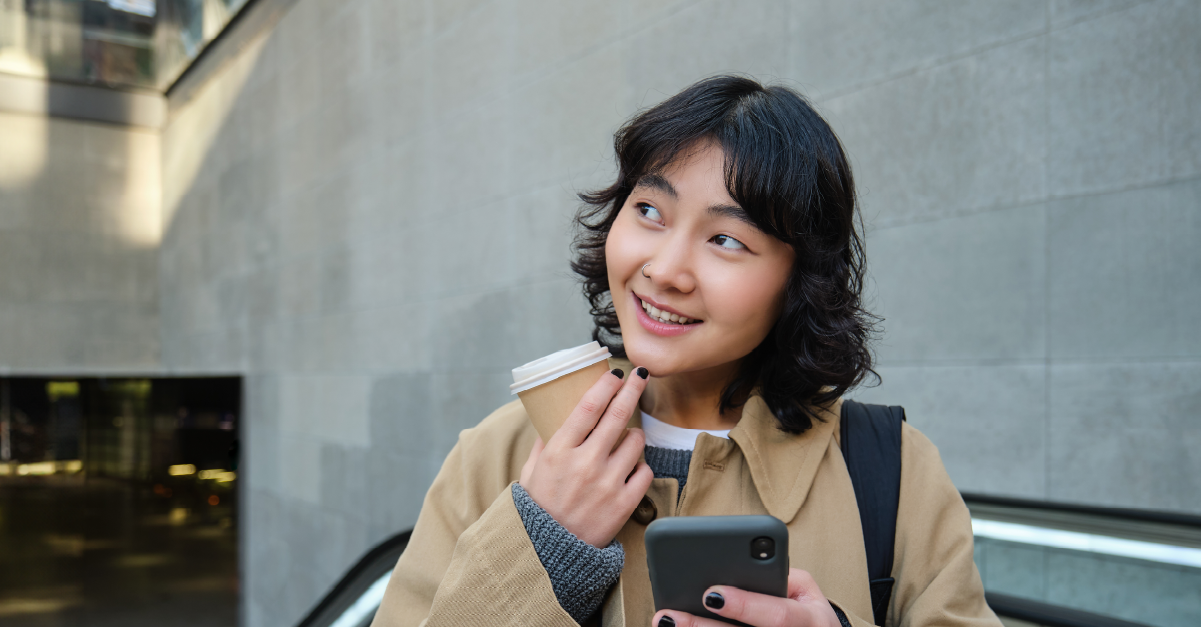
[372,76,999,627]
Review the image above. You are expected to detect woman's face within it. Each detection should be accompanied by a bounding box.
[605,142,795,378]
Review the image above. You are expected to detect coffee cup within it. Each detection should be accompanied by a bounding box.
[511,341,614,442]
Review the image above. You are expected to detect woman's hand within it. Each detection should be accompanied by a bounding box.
[519,367,655,548]
[652,569,842,627]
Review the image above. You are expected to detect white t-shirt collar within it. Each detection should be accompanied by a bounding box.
[640,411,731,451]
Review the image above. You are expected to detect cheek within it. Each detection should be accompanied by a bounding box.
[711,264,791,334]
[604,213,641,287]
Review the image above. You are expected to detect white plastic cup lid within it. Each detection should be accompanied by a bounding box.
[510,342,612,394]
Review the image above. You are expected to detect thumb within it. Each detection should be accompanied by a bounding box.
[520,436,544,485]
[787,568,842,627]
[787,568,824,604]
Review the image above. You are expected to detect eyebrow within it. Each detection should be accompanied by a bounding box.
[634,173,677,198]
[707,203,757,229]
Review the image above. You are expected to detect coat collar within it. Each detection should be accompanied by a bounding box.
[728,395,841,523]
[609,357,841,523]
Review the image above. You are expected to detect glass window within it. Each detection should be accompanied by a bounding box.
[0,0,248,91]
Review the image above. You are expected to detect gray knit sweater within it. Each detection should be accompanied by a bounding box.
[511,446,691,622]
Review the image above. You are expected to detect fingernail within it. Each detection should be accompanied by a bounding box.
[611,368,624,379]
[704,591,725,610]
[657,617,676,627]
[636,367,649,379]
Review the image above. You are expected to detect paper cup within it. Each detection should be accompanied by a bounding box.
[511,342,613,442]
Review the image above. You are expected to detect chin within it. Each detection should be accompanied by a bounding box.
[617,330,689,376]
[621,342,667,373]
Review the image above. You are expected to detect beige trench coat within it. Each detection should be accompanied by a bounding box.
[372,383,1001,627]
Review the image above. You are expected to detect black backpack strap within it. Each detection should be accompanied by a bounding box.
[840,400,905,627]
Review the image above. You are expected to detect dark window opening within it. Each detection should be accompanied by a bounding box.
[0,376,242,627]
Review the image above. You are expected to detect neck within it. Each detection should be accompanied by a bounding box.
[639,362,744,431]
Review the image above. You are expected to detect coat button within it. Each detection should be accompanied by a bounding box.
[632,496,657,525]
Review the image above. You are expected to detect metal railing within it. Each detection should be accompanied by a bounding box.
[987,592,1152,627]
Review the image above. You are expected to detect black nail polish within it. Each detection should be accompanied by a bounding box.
[657,617,676,627]
[704,592,725,610]
[611,368,624,379]
[636,367,649,379]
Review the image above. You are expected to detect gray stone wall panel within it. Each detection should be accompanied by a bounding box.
[827,37,1046,227]
[1048,361,1201,511]
[624,0,790,102]
[1048,178,1201,360]
[790,0,1045,97]
[867,204,1047,362]
[1048,0,1201,196]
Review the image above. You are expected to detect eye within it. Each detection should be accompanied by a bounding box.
[636,202,662,222]
[712,234,747,250]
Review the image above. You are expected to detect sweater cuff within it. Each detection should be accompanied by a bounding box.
[512,483,625,624]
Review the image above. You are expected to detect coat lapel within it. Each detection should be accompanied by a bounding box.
[728,396,841,523]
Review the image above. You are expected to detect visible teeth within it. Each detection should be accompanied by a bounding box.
[640,298,695,324]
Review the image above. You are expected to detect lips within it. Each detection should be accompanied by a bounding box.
[631,293,702,340]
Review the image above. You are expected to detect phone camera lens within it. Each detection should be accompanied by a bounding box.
[751,536,775,560]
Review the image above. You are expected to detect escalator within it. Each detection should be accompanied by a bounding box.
[297,496,1200,627]
[964,494,1200,627]
[295,532,410,627]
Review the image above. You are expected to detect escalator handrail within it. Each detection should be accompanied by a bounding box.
[962,492,1201,529]
[295,529,412,627]
[986,592,1155,627]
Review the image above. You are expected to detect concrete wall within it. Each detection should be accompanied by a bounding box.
[0,110,161,372]
[846,0,1201,513]
[153,1,1200,625]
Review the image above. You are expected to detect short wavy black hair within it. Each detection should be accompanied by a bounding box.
[571,75,879,434]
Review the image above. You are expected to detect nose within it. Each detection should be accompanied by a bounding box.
[644,232,696,294]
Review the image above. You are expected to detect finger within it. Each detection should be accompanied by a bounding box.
[701,586,793,627]
[606,427,646,480]
[787,568,821,603]
[520,437,544,485]
[650,610,729,627]
[613,461,654,520]
[784,569,839,626]
[585,366,649,452]
[554,368,626,447]
[621,461,654,505]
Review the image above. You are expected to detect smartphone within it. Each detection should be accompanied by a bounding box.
[645,515,789,625]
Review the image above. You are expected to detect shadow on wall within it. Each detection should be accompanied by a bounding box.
[0,83,161,371]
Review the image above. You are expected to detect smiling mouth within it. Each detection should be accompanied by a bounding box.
[637,296,700,326]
